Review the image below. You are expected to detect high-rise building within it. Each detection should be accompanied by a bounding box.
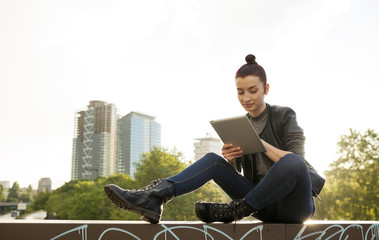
[71,101,117,180]
[194,133,223,160]
[116,112,161,178]
[38,178,52,192]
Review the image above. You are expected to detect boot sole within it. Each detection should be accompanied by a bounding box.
[104,185,160,224]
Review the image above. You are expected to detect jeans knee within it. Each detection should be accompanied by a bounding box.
[279,153,308,174]
[202,152,225,164]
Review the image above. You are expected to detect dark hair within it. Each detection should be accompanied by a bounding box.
[235,54,267,89]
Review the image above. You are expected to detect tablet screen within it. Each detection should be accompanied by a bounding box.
[210,115,266,154]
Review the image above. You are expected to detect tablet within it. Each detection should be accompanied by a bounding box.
[210,115,266,154]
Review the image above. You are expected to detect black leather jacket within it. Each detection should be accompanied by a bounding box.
[236,104,316,184]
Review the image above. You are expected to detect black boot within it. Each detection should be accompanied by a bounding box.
[195,198,257,223]
[104,179,175,224]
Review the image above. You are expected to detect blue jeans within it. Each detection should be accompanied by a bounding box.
[166,153,315,223]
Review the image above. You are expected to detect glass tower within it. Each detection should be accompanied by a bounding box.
[71,101,117,180]
[116,112,161,178]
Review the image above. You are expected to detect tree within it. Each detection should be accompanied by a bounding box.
[314,129,378,220]
[0,185,6,202]
[45,175,141,220]
[7,182,20,202]
[32,191,51,211]
[134,146,187,185]
[20,185,34,202]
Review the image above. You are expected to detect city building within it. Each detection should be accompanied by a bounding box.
[71,100,118,180]
[116,112,161,178]
[194,133,223,160]
[38,178,52,192]
[0,181,10,190]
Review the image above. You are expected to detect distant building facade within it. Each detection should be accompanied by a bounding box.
[71,101,118,180]
[194,133,223,160]
[0,181,10,190]
[38,178,52,192]
[116,112,161,178]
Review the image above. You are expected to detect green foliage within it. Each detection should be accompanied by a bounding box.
[20,185,34,202]
[45,175,140,220]
[7,182,20,202]
[31,191,51,211]
[43,147,228,220]
[0,185,6,202]
[314,129,378,220]
[134,146,186,185]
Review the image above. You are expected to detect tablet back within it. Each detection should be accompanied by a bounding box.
[210,115,266,154]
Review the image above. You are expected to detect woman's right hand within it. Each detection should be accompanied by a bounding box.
[222,144,243,166]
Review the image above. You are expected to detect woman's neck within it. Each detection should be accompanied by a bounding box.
[249,103,267,118]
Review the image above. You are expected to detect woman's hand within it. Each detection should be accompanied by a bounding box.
[222,143,243,169]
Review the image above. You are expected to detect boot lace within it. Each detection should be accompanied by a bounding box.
[213,199,247,223]
[131,179,162,192]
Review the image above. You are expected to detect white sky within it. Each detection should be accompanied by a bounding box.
[0,0,378,189]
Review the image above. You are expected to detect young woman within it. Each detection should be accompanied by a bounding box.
[104,54,323,224]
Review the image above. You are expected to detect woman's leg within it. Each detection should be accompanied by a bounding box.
[195,153,314,223]
[104,152,254,224]
[167,152,254,199]
[246,153,314,223]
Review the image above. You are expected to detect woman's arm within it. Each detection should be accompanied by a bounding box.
[264,106,305,161]
[261,139,292,162]
[279,107,305,158]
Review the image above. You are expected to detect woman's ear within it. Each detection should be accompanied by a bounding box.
[264,83,270,95]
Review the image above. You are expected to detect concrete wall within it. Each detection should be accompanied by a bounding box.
[0,220,378,240]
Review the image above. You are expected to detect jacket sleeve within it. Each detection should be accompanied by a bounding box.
[278,107,306,159]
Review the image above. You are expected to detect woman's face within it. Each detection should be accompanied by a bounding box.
[235,75,269,117]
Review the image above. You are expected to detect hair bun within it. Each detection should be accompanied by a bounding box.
[245,54,257,64]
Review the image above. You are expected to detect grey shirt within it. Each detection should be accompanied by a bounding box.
[248,107,274,181]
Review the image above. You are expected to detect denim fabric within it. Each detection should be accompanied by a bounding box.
[166,152,314,223]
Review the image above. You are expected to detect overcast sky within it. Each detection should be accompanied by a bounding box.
[0,0,378,189]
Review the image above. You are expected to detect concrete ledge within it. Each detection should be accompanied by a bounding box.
[0,220,378,240]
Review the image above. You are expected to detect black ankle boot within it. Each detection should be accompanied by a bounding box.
[104,179,175,224]
[195,198,257,223]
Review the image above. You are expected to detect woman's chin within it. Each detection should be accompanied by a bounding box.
[243,107,254,112]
